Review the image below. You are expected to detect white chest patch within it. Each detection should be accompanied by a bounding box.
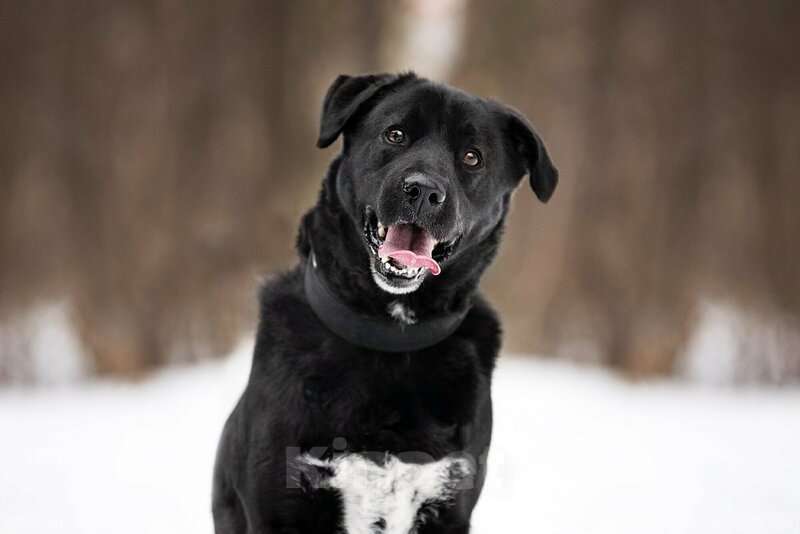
[387,301,417,325]
[302,454,471,534]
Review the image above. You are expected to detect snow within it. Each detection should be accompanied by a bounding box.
[1,341,799,534]
[473,357,800,534]
[0,302,88,384]
[680,301,800,385]
[680,302,743,384]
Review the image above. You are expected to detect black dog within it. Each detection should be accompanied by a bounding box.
[213,72,557,533]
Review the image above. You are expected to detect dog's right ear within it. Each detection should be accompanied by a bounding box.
[317,73,408,149]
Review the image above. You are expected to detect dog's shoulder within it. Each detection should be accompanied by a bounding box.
[454,294,502,375]
[257,268,306,320]
[253,268,326,357]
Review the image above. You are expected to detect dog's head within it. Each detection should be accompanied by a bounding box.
[317,72,558,295]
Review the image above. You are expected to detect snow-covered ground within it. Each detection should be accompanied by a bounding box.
[1,341,799,534]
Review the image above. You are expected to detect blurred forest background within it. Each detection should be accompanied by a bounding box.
[1,0,799,384]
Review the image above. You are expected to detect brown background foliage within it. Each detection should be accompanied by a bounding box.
[1,1,798,383]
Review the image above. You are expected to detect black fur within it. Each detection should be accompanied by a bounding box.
[213,72,557,533]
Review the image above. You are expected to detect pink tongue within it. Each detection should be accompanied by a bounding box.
[378,224,441,275]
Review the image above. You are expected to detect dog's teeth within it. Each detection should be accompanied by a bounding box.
[377,223,386,239]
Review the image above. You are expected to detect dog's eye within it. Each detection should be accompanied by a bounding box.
[463,149,482,168]
[384,127,406,145]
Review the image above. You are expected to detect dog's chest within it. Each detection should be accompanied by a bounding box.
[300,453,472,534]
[295,347,480,454]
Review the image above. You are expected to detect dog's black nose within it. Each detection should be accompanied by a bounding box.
[402,173,446,209]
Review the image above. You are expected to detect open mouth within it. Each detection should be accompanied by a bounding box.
[363,207,460,292]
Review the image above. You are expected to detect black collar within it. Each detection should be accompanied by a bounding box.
[303,252,470,352]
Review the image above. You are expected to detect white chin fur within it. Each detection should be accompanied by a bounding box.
[371,268,423,295]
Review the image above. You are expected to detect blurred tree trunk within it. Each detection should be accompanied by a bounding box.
[453,0,800,379]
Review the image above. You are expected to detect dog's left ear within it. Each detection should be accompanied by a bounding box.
[317,73,410,149]
[503,107,559,203]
